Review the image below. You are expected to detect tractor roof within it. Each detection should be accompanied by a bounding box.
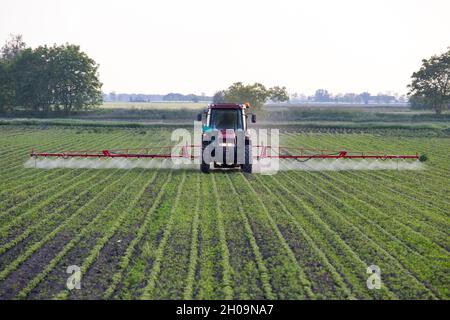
[208,103,249,109]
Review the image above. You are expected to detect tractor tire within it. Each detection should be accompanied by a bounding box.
[241,144,252,174]
[200,141,210,173]
[200,162,210,173]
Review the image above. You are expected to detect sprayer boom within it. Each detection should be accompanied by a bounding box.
[254,146,421,161]
[31,145,422,162]
[30,146,195,159]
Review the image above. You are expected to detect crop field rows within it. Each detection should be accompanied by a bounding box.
[0,125,448,299]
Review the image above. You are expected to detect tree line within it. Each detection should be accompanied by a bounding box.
[290,90,404,104]
[0,35,102,114]
[103,92,213,103]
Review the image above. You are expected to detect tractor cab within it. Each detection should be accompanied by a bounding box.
[197,103,256,173]
[197,103,255,131]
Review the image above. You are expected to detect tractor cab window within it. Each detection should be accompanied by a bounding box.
[209,109,243,130]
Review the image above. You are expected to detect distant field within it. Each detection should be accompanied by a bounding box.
[0,124,448,299]
[102,102,206,110]
[3,104,449,127]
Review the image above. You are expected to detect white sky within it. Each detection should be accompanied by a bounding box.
[1,0,449,96]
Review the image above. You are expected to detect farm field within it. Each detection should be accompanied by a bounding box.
[0,124,449,300]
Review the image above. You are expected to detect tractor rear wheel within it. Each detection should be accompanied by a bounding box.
[200,162,210,173]
[200,141,210,173]
[241,163,252,173]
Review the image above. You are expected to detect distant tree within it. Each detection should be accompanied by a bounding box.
[314,89,331,102]
[0,34,26,112]
[213,90,225,103]
[50,44,102,113]
[163,93,185,101]
[186,94,199,102]
[10,44,102,114]
[408,48,450,114]
[0,34,26,61]
[359,92,370,104]
[0,62,14,112]
[11,47,53,112]
[220,82,289,110]
[343,93,357,103]
[268,85,289,102]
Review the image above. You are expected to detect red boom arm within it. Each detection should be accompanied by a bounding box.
[31,145,421,161]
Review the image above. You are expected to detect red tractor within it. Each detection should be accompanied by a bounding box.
[197,103,256,173]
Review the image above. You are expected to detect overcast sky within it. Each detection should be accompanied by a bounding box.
[1,0,449,96]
